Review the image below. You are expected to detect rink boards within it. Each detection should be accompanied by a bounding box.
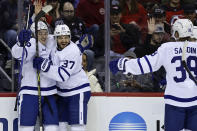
[0,93,164,131]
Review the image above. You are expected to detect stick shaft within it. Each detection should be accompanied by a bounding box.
[182,41,197,85]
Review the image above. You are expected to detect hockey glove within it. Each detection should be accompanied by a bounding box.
[18,29,32,47]
[77,34,94,53]
[109,58,129,75]
[33,57,51,72]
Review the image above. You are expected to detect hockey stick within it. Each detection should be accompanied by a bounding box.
[35,5,53,22]
[34,5,53,131]
[181,41,197,85]
[14,4,31,111]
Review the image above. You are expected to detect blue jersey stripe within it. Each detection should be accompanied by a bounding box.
[24,47,28,58]
[57,83,90,93]
[58,67,65,81]
[165,95,197,102]
[144,56,152,73]
[60,67,70,77]
[137,58,144,74]
[58,67,71,81]
[19,85,56,92]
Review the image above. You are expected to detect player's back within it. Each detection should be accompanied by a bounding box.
[160,41,197,107]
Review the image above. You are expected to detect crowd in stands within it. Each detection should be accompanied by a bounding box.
[0,0,196,92]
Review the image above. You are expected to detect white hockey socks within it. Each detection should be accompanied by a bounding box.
[70,125,86,131]
[44,125,59,131]
[59,122,69,131]
[19,126,34,131]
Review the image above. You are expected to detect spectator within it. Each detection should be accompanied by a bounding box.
[55,1,87,42]
[145,2,158,16]
[82,50,103,92]
[148,6,175,40]
[76,0,104,37]
[134,23,167,91]
[0,0,18,74]
[134,22,165,57]
[45,0,60,29]
[31,0,60,33]
[0,0,18,48]
[151,5,166,24]
[59,0,80,9]
[138,0,161,13]
[92,5,141,58]
[183,4,197,26]
[120,0,148,44]
[161,0,184,23]
[162,0,196,5]
[110,50,164,92]
[110,51,142,92]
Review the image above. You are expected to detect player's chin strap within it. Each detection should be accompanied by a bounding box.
[182,40,197,85]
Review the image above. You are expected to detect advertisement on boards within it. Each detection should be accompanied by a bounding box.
[0,95,165,131]
[86,96,165,131]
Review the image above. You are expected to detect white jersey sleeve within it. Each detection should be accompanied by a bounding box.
[125,45,165,75]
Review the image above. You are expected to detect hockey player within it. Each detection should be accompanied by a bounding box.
[33,24,92,131]
[109,19,197,131]
[12,21,59,131]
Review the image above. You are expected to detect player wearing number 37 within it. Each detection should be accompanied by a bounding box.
[33,24,92,131]
[109,19,197,131]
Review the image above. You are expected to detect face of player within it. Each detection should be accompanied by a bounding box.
[57,35,70,50]
[38,29,48,45]
[63,2,74,21]
[82,54,88,71]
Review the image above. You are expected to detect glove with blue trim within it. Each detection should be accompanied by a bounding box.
[18,29,31,47]
[77,34,94,53]
[33,57,51,72]
[160,79,167,86]
[109,57,129,75]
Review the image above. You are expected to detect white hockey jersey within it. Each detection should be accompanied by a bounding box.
[12,35,57,96]
[125,42,197,107]
[43,42,91,97]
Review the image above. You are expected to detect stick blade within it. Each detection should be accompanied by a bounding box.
[42,5,53,13]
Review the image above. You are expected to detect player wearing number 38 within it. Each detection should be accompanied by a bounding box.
[109,19,197,131]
